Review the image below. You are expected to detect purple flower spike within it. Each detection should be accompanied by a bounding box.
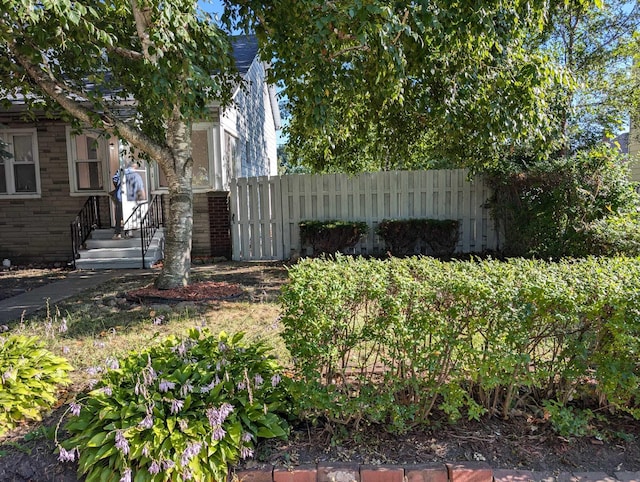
[181,442,203,466]
[115,430,130,456]
[271,374,282,387]
[212,425,226,441]
[170,399,184,414]
[148,460,161,475]
[139,414,154,429]
[58,447,78,462]
[69,402,81,416]
[159,379,175,393]
[120,468,132,482]
[240,446,254,459]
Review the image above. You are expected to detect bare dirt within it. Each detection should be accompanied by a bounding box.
[0,263,639,482]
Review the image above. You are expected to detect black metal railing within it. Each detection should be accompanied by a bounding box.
[123,195,164,268]
[70,196,102,269]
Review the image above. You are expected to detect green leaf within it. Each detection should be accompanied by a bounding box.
[85,431,108,447]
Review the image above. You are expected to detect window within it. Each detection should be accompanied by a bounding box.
[156,123,218,191]
[66,128,109,194]
[0,129,40,197]
[224,131,240,182]
[192,128,211,188]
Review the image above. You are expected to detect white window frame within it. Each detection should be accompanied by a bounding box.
[0,128,41,198]
[224,130,241,184]
[152,122,220,193]
[66,127,110,196]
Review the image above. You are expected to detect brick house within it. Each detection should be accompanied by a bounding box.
[0,35,280,265]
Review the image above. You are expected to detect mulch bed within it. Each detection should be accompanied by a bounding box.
[125,280,245,303]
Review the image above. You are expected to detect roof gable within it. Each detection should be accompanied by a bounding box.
[231,35,259,76]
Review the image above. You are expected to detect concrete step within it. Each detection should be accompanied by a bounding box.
[76,228,164,269]
[78,246,143,259]
[75,256,157,270]
[90,229,141,240]
[84,237,162,250]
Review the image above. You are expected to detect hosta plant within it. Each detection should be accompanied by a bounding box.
[0,334,73,436]
[60,330,290,482]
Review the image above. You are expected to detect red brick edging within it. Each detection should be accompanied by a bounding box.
[233,462,640,482]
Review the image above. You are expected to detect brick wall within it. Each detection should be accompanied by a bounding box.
[0,120,89,264]
[191,192,211,257]
[208,192,231,259]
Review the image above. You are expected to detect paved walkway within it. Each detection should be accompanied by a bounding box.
[0,269,144,324]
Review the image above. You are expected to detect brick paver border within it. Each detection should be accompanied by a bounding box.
[233,462,640,482]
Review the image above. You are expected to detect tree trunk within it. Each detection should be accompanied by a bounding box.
[155,114,194,289]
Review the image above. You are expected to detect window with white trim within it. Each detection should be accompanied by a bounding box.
[0,129,40,197]
[66,128,109,194]
[224,131,240,183]
[155,123,218,191]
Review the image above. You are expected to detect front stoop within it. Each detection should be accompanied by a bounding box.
[233,464,639,482]
[75,228,164,269]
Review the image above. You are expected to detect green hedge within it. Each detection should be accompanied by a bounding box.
[299,220,368,256]
[279,256,640,433]
[376,218,459,257]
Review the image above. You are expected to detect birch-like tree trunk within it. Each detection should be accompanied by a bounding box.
[156,112,194,289]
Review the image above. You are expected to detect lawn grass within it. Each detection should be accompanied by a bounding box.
[8,269,289,388]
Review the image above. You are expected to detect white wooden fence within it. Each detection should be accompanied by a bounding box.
[229,169,498,261]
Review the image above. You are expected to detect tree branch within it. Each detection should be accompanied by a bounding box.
[108,45,145,61]
[328,44,370,60]
[8,41,174,171]
[130,0,158,63]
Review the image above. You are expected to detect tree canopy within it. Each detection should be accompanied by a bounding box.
[2,0,636,279]
[226,0,637,173]
[226,0,586,172]
[543,0,640,155]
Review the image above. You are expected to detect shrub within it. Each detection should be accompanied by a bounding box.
[585,212,640,256]
[280,256,640,433]
[0,334,73,436]
[376,218,459,256]
[299,220,368,256]
[60,330,290,482]
[487,145,639,258]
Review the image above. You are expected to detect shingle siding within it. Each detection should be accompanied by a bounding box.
[232,59,278,178]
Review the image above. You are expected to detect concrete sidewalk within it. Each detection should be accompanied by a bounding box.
[0,269,141,324]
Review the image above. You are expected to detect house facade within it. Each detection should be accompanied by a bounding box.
[0,35,280,265]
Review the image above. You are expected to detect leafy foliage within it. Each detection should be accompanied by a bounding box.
[0,335,72,436]
[61,330,289,482]
[543,400,594,438]
[280,256,640,433]
[586,212,640,256]
[488,145,639,258]
[226,0,577,172]
[543,0,640,154]
[299,220,368,256]
[376,219,459,257]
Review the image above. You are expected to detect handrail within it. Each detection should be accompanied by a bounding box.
[124,195,164,268]
[70,196,102,269]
